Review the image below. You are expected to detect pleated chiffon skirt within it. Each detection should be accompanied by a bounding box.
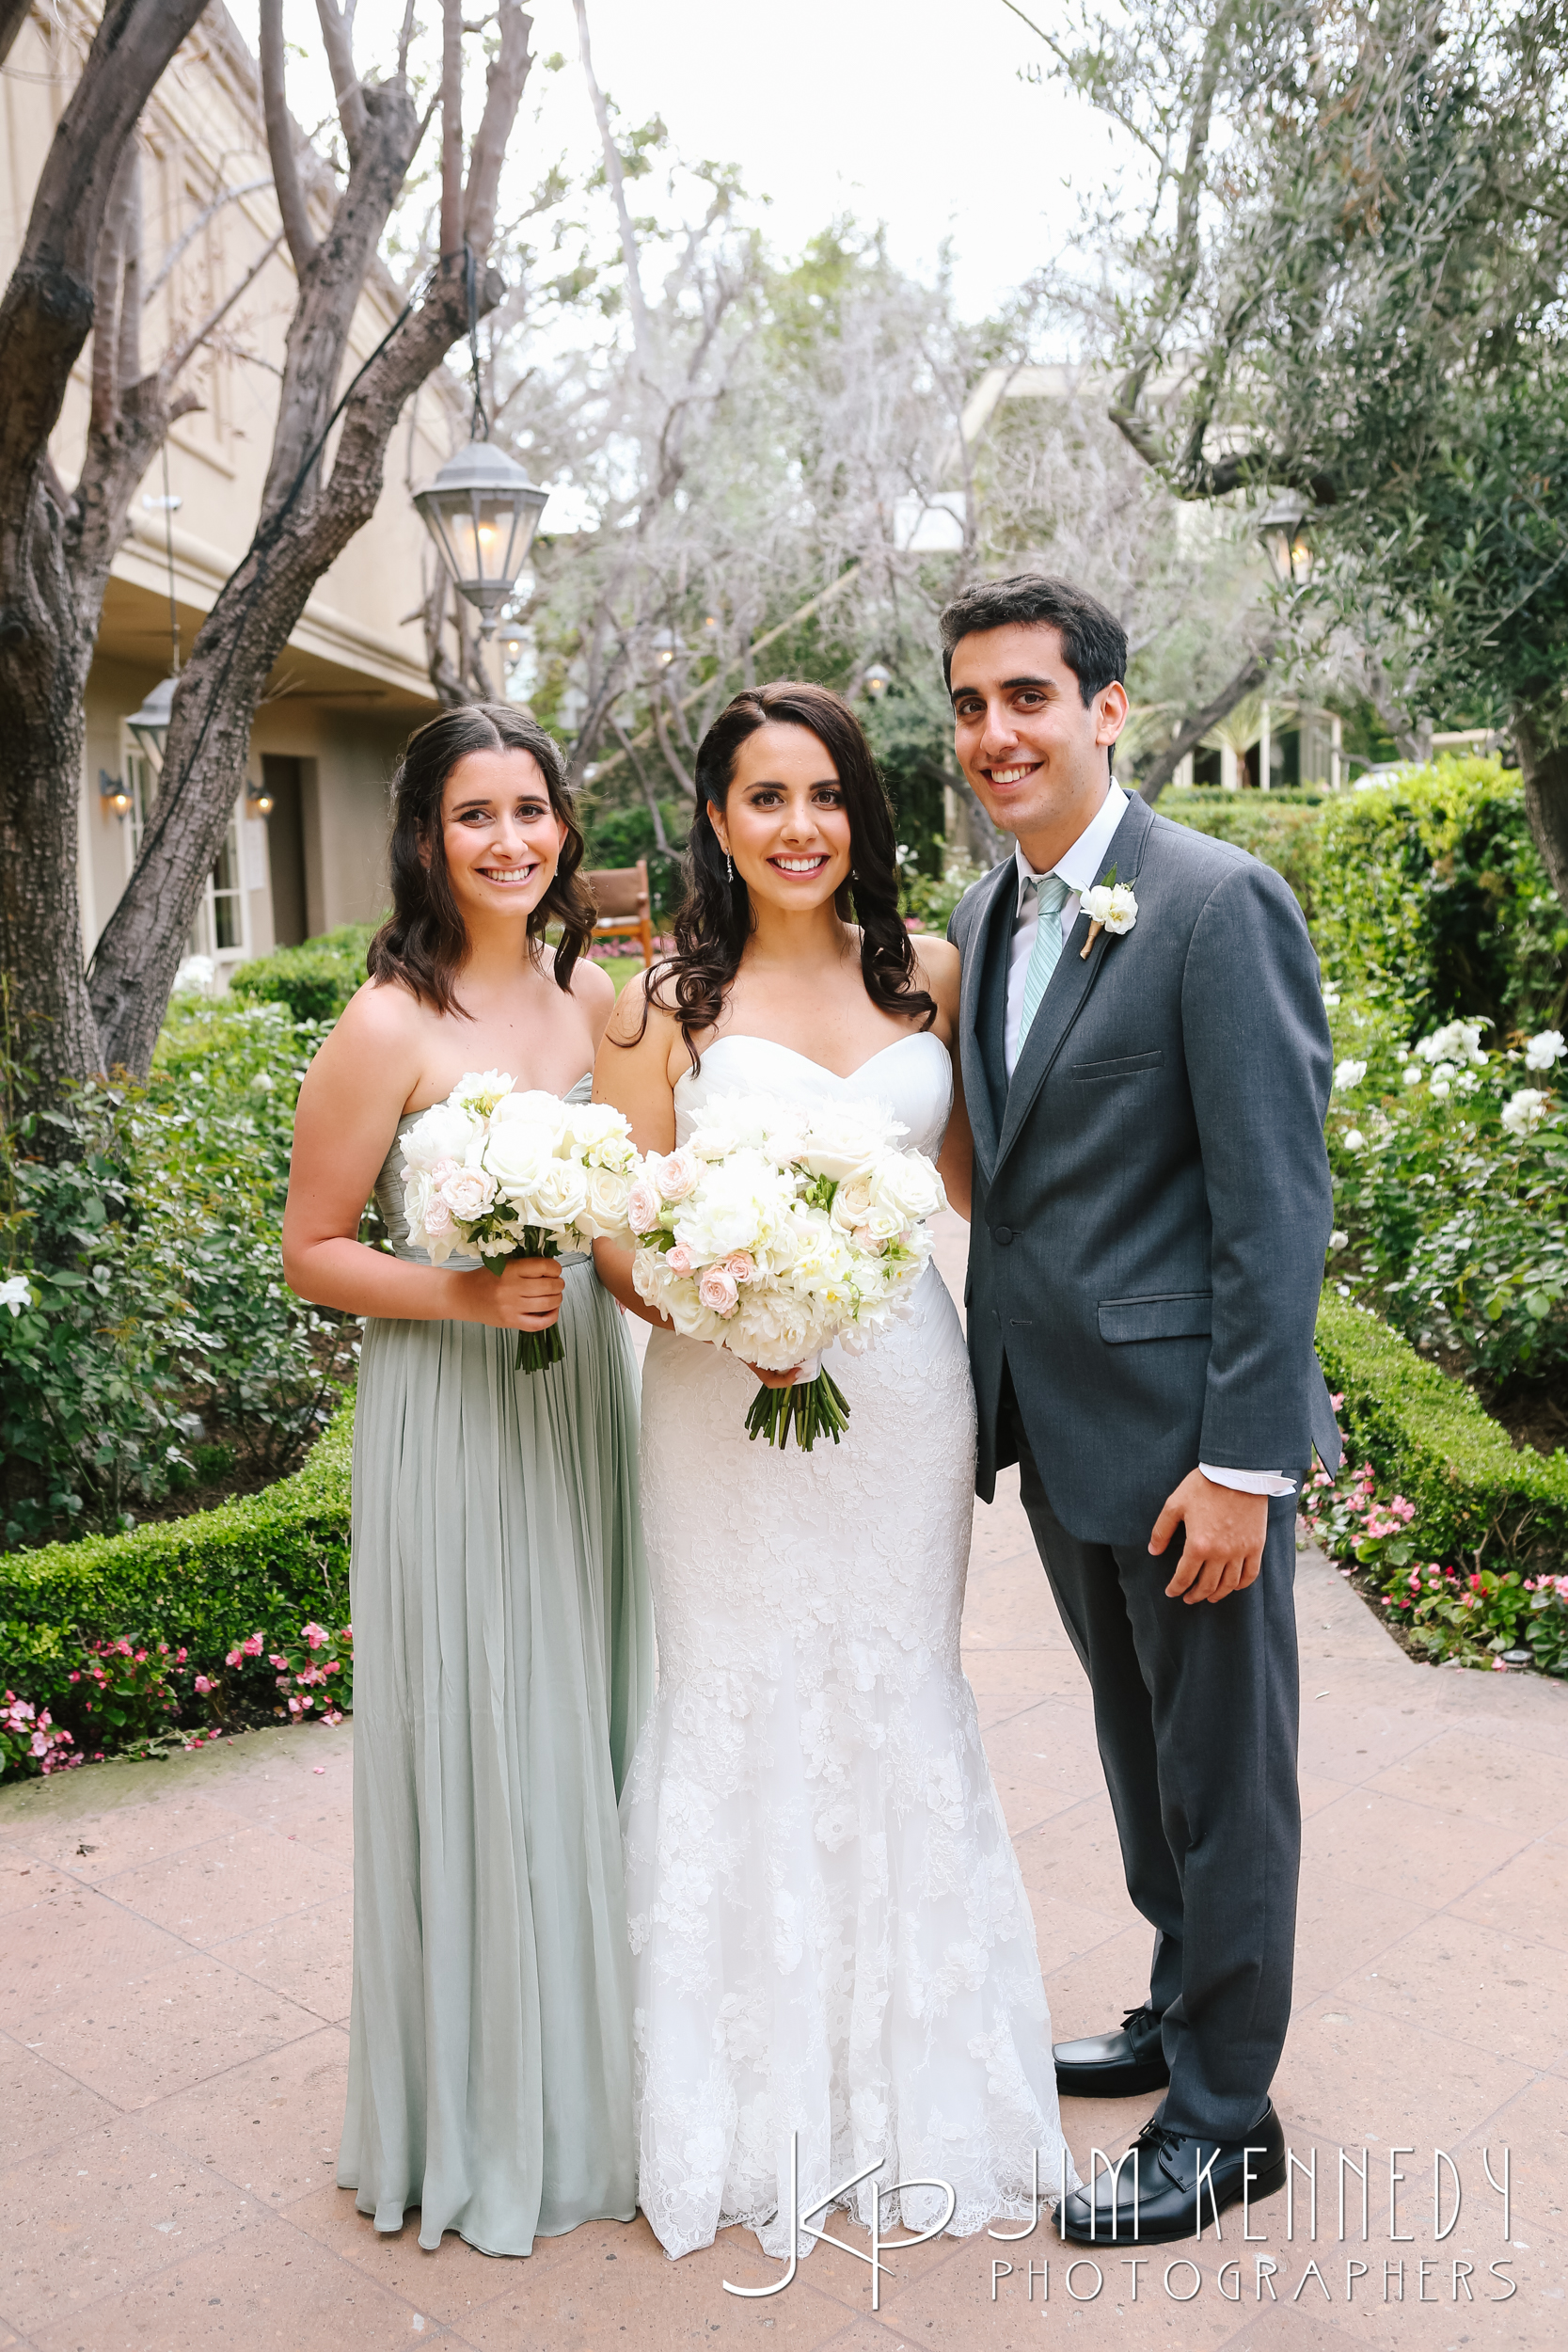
[339,1262,654,2254]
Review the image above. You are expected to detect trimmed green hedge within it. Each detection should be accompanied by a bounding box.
[1316,1290,1568,1570]
[0,1391,353,1703]
[230,924,375,1024]
[1157,787,1326,921]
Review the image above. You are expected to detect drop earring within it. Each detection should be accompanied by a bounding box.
[726,850,734,882]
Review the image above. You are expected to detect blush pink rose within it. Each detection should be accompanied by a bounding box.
[697,1265,740,1315]
[656,1147,702,1202]
[725,1251,755,1283]
[627,1179,662,1233]
[422,1195,453,1234]
[666,1243,694,1276]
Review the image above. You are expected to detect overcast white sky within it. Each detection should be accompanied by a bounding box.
[233,0,1109,318]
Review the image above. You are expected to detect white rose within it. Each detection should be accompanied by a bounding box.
[578,1165,633,1239]
[402,1101,482,1174]
[1402,1063,1424,1086]
[454,1068,516,1118]
[489,1087,567,1137]
[1501,1088,1549,1136]
[830,1174,874,1232]
[799,1103,904,1183]
[1525,1029,1566,1072]
[483,1123,552,1198]
[1342,1129,1366,1153]
[1333,1058,1368,1092]
[869,1149,945,1222]
[526,1159,590,1231]
[857,1201,907,1249]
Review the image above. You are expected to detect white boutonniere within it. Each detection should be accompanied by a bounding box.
[1080,866,1138,961]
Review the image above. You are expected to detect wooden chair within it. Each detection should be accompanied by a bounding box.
[586,858,655,966]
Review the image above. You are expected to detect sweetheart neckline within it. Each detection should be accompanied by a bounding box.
[683,1031,943,1089]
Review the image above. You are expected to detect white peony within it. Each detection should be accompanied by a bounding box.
[454,1069,516,1118]
[673,1152,793,1261]
[1525,1028,1566,1072]
[1501,1089,1549,1137]
[560,1099,636,1168]
[402,1101,483,1174]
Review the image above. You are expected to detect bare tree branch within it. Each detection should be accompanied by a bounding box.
[165,229,287,380]
[611,717,673,852]
[652,696,697,800]
[439,0,464,264]
[260,1,317,276]
[316,0,369,158]
[573,0,654,370]
[90,142,137,434]
[463,5,533,255]
[145,178,275,307]
[115,147,144,396]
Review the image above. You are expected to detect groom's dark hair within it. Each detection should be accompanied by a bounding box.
[939,574,1127,703]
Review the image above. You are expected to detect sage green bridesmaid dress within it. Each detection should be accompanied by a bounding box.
[338,1075,654,2256]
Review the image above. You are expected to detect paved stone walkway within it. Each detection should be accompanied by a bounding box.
[4,1230,1566,2349]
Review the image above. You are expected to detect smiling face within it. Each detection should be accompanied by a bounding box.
[708,722,852,914]
[436,746,566,931]
[949,621,1129,864]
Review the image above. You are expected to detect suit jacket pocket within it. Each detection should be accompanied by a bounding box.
[1070,1048,1165,1081]
[1098,1290,1212,1343]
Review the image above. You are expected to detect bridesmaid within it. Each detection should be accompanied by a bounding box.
[282,704,654,2257]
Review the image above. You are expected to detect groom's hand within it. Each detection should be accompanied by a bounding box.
[1148,1471,1269,1604]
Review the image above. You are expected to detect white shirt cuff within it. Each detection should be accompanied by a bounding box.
[1198,1464,1297,1498]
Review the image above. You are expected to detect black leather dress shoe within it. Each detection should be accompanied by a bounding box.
[1056,2103,1288,2245]
[1053,2005,1170,2097]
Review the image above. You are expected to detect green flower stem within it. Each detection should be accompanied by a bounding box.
[744,1368,851,1454]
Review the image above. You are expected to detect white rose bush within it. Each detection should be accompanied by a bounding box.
[399,1071,636,1373]
[629,1090,946,1451]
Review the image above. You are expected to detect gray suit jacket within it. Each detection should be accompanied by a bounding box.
[949,791,1340,1544]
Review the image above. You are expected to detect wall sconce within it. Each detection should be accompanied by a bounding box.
[99,768,133,819]
[245,779,275,818]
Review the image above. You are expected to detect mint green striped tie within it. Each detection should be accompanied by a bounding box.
[1018,871,1072,1048]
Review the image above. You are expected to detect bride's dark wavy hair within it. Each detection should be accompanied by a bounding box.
[641,680,936,1069]
[367,702,594,1016]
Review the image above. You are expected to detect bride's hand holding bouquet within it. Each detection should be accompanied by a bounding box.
[627,1089,946,1450]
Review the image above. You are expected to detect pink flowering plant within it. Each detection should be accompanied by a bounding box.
[205,1619,353,1728]
[1,1688,77,1777]
[1301,1450,1567,1673]
[68,1638,186,1757]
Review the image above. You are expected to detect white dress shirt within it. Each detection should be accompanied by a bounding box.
[1001,784,1292,1501]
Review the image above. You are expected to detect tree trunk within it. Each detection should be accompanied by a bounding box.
[1138,643,1275,805]
[1513,703,1568,915]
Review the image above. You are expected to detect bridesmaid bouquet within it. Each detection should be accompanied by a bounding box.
[628,1090,946,1451]
[399,1070,637,1372]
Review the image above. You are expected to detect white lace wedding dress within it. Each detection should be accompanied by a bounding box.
[624,1030,1074,2261]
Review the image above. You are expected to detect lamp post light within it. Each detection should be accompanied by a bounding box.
[99,769,133,819]
[651,627,684,671]
[413,438,549,640]
[245,777,276,818]
[1258,491,1314,589]
[863,662,893,699]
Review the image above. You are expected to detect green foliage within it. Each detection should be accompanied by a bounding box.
[1314,760,1567,1034]
[0,1390,354,1732]
[2,996,354,1547]
[1158,787,1325,918]
[1313,1290,1568,1575]
[229,925,375,1025]
[1323,986,1568,1387]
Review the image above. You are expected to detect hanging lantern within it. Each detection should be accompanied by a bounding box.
[863,662,893,698]
[413,440,549,639]
[127,675,178,771]
[1258,492,1314,588]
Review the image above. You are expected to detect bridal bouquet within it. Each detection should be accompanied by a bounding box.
[629,1090,946,1451]
[399,1070,636,1371]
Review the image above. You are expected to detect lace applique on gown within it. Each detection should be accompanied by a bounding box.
[624,1034,1075,2261]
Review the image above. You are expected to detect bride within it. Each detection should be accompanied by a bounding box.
[593,680,1074,2261]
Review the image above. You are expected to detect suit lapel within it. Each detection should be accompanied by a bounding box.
[957,859,1015,1184]
[995,794,1154,1172]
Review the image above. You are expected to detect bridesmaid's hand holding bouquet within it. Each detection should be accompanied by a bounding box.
[400,1071,638,1371]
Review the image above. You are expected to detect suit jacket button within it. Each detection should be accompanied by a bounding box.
[993,1225,1014,1246]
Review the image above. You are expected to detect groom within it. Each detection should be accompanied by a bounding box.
[943,574,1338,2245]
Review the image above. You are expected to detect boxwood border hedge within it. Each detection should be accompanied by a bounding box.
[1,1391,352,1698]
[1316,1291,1568,1570]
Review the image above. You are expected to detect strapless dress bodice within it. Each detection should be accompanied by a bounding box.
[672,1030,953,1161]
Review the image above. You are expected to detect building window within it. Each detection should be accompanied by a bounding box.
[119,723,249,966]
